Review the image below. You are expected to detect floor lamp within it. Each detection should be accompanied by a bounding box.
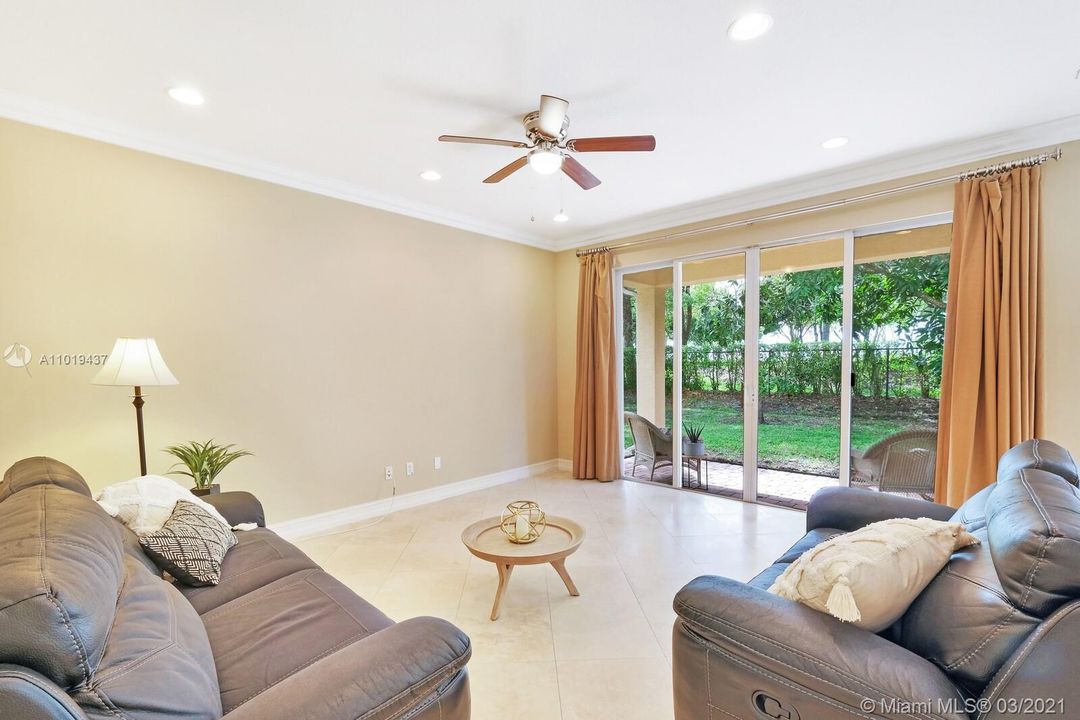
[92,338,179,476]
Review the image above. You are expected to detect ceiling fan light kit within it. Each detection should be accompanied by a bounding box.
[527,146,563,175]
[438,94,655,190]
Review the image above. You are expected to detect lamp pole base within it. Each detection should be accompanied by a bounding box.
[133,386,147,476]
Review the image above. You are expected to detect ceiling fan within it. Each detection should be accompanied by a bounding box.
[438,94,656,190]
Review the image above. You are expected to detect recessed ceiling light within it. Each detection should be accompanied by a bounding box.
[553,211,569,223]
[419,170,442,181]
[167,86,205,106]
[728,12,773,41]
[897,229,912,235]
[822,136,849,149]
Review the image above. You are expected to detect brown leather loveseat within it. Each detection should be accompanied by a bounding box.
[0,457,472,720]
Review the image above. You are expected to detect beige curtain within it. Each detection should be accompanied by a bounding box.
[573,251,619,481]
[935,166,1043,506]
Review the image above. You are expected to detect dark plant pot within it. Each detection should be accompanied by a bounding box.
[191,484,220,497]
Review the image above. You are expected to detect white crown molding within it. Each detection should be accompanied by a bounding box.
[551,114,1080,252]
[271,458,562,541]
[3,87,1077,255]
[0,89,556,251]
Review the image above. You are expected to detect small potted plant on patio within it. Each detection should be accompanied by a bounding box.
[163,439,253,496]
[683,423,706,457]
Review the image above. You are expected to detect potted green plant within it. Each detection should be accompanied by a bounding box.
[163,440,253,496]
[683,423,706,457]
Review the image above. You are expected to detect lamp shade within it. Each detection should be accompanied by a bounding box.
[92,338,179,387]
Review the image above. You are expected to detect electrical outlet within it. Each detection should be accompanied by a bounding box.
[385,465,393,481]
[434,456,442,470]
[406,462,415,476]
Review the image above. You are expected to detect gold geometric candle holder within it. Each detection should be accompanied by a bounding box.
[500,500,547,544]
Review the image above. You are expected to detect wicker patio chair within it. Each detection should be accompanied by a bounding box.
[850,428,938,500]
[624,412,674,481]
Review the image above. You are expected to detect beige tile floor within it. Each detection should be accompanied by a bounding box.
[295,469,807,720]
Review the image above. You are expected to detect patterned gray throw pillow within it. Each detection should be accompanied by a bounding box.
[140,499,237,586]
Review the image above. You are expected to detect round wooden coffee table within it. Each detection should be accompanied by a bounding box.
[462,515,585,620]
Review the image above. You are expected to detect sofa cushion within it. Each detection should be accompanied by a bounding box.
[955,440,1079,534]
[71,557,223,720]
[996,438,1079,486]
[0,456,91,501]
[201,568,394,713]
[987,469,1080,616]
[120,521,165,576]
[901,469,1080,695]
[0,484,126,688]
[951,484,995,532]
[0,482,222,719]
[179,528,320,614]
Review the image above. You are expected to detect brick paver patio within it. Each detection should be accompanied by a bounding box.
[623,457,837,509]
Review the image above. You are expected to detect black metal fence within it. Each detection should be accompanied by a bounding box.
[624,343,942,399]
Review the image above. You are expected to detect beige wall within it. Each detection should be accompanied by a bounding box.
[0,118,558,523]
[555,140,1080,460]
[4,115,1076,508]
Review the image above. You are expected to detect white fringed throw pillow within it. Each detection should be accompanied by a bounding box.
[767,517,979,631]
[96,474,230,536]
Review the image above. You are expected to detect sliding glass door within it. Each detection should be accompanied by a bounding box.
[617,219,951,508]
[850,224,951,499]
[620,266,675,484]
[756,237,847,505]
[678,254,747,496]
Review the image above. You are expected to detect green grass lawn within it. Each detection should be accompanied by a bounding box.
[626,393,924,476]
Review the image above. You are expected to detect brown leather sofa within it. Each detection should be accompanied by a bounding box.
[0,457,472,720]
[673,439,1080,720]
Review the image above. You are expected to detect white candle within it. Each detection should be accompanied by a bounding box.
[514,513,530,541]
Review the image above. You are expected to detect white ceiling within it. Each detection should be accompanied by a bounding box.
[2,1,1080,250]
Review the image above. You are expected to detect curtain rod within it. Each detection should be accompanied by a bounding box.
[576,147,1064,257]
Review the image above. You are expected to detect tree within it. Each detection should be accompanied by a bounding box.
[656,252,949,400]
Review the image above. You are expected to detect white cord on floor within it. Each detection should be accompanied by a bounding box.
[320,484,398,536]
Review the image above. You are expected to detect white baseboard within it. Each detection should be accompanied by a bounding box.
[272,458,561,541]
[557,458,572,472]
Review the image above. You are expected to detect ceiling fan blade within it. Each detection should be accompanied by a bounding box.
[483,156,529,183]
[562,155,601,190]
[439,135,528,148]
[566,135,656,152]
[537,94,569,138]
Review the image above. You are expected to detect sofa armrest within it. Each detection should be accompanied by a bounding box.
[202,491,265,527]
[979,600,1080,719]
[0,664,87,720]
[806,485,954,532]
[673,576,967,720]
[222,617,471,720]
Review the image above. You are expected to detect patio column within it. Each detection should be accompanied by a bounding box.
[635,285,667,428]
